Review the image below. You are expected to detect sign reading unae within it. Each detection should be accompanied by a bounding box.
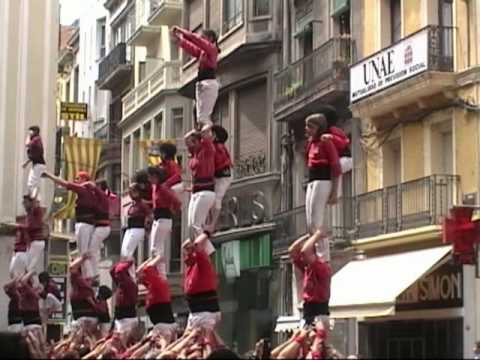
[350,28,429,103]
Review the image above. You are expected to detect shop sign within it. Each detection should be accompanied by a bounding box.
[396,261,463,311]
[350,28,428,103]
[218,191,267,231]
[60,102,88,121]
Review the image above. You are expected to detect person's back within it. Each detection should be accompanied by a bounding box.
[0,331,31,359]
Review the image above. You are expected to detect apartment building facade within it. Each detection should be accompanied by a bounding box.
[322,0,480,358]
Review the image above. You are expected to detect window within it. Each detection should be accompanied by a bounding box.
[253,0,270,17]
[112,164,121,194]
[73,66,79,102]
[172,108,184,139]
[133,130,141,171]
[123,137,131,188]
[431,120,453,175]
[143,121,151,140]
[383,138,401,186]
[439,0,453,59]
[65,80,71,102]
[138,61,146,83]
[337,9,350,36]
[213,95,230,133]
[154,112,163,139]
[391,0,402,43]
[223,0,243,33]
[98,19,106,58]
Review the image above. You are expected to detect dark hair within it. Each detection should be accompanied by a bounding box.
[305,113,329,137]
[96,179,109,191]
[319,105,338,127]
[39,271,50,284]
[202,29,220,52]
[28,126,40,135]
[133,169,149,184]
[147,166,167,183]
[98,285,113,300]
[0,332,31,359]
[207,348,241,359]
[186,131,202,142]
[159,143,178,160]
[212,125,229,144]
[23,194,34,202]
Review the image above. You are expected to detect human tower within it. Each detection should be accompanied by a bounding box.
[4,25,352,359]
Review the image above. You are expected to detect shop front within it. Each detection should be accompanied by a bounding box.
[329,246,470,359]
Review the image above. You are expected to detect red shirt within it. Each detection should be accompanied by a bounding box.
[65,182,97,217]
[293,255,331,304]
[141,265,171,309]
[128,200,151,220]
[188,138,216,180]
[86,185,111,224]
[178,31,218,70]
[111,261,138,308]
[162,160,182,188]
[214,143,232,173]
[27,135,45,164]
[70,270,95,302]
[184,250,218,295]
[329,126,350,154]
[152,184,181,211]
[18,281,40,312]
[306,138,341,177]
[14,227,28,252]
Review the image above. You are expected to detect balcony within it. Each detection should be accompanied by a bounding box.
[350,26,456,125]
[272,174,459,254]
[122,61,181,120]
[355,174,459,239]
[148,0,182,27]
[97,43,132,90]
[273,37,353,121]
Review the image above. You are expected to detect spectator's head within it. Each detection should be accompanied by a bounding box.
[182,239,195,256]
[147,166,167,185]
[201,29,220,51]
[305,113,328,139]
[207,347,241,359]
[212,125,228,144]
[159,143,178,161]
[185,131,202,153]
[133,169,149,185]
[28,125,40,138]
[98,285,113,300]
[0,332,31,359]
[320,105,339,127]
[38,271,50,286]
[75,171,91,184]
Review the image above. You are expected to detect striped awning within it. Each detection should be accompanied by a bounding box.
[52,136,103,219]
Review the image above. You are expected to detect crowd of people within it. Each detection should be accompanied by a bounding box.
[3,26,353,359]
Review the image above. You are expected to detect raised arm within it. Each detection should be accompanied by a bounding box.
[300,231,324,264]
[288,234,310,259]
[70,253,89,272]
[175,28,216,56]
[136,254,163,276]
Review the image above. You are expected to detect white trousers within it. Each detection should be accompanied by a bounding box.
[305,180,332,261]
[27,163,46,200]
[10,251,28,278]
[8,323,23,332]
[214,176,232,210]
[171,182,184,204]
[196,79,220,126]
[151,323,178,342]
[27,240,45,273]
[187,311,221,331]
[75,222,95,278]
[115,317,138,333]
[150,219,172,275]
[39,293,62,324]
[188,190,216,255]
[88,226,111,278]
[122,228,145,279]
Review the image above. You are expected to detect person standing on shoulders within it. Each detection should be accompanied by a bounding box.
[23,126,46,201]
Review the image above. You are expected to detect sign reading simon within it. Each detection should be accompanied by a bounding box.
[60,102,88,121]
[396,261,463,311]
[350,28,429,103]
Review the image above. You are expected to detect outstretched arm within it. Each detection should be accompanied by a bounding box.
[289,234,310,259]
[43,171,70,188]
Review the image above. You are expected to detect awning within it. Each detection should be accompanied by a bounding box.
[274,315,301,333]
[330,246,451,319]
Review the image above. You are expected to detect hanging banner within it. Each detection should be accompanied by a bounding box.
[52,137,103,219]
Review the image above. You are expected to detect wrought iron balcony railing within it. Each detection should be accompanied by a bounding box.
[274,37,353,108]
[98,43,129,85]
[273,174,459,250]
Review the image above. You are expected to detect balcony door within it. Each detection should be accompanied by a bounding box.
[439,0,453,67]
